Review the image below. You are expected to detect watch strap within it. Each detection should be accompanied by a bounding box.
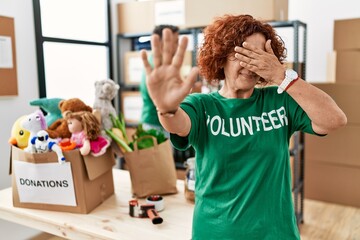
[157,108,178,118]
[277,69,299,94]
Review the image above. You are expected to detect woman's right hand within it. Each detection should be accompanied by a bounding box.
[141,28,199,113]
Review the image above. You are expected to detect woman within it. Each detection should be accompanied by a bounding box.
[141,15,347,240]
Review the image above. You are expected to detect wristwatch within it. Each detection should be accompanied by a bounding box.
[277,69,299,94]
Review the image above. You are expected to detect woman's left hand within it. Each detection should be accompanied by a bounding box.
[234,40,285,85]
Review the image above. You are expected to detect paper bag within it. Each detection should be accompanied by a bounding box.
[124,136,177,198]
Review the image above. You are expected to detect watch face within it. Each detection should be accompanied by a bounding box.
[286,69,298,80]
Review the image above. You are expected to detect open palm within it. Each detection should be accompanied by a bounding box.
[141,29,199,112]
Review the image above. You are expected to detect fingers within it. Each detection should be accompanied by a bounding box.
[234,46,257,60]
[265,40,275,54]
[239,61,258,72]
[235,52,258,67]
[234,44,261,67]
[172,36,188,68]
[140,50,152,75]
[162,28,175,65]
[151,34,161,68]
[181,67,199,94]
[242,42,264,54]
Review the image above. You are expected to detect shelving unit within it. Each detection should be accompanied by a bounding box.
[269,20,307,225]
[115,28,201,169]
[115,20,307,225]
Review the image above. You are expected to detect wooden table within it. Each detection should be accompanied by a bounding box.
[0,169,194,240]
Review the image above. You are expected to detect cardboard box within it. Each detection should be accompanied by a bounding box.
[285,62,305,79]
[334,18,360,51]
[124,51,146,85]
[184,0,288,28]
[180,50,193,79]
[326,50,360,83]
[121,91,143,124]
[305,125,360,167]
[312,83,360,124]
[117,1,155,34]
[117,0,288,34]
[290,156,295,189]
[325,51,337,83]
[305,159,360,208]
[10,146,115,213]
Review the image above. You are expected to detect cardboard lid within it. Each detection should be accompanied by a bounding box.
[10,146,115,181]
[83,148,115,181]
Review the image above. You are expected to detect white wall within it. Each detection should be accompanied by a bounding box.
[0,1,39,190]
[0,0,41,239]
[289,0,360,82]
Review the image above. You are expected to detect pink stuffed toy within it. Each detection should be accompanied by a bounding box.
[63,110,110,157]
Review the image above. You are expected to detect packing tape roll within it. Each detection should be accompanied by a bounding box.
[146,195,164,212]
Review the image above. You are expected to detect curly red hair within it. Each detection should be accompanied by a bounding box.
[197,14,286,83]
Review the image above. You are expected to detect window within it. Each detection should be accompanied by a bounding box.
[33,0,112,106]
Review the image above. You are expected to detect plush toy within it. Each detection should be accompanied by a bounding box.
[93,79,119,131]
[29,98,63,126]
[31,130,66,164]
[8,115,31,149]
[21,110,47,152]
[47,98,93,139]
[63,110,110,157]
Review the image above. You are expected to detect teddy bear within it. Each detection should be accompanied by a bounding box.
[93,79,120,131]
[47,98,93,139]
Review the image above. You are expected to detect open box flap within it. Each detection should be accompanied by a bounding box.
[10,146,59,174]
[83,147,115,181]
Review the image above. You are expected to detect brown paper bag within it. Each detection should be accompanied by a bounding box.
[124,136,178,198]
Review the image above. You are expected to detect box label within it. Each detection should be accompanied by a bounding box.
[154,0,185,26]
[128,56,143,83]
[13,160,77,206]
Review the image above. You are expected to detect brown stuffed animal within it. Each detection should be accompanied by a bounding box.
[47,98,92,139]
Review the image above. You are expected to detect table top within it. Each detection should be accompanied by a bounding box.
[0,169,194,240]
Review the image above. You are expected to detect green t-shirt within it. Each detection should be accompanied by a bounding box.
[140,55,161,126]
[171,86,317,240]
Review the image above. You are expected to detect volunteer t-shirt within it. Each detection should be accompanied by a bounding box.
[171,86,317,240]
[140,55,161,126]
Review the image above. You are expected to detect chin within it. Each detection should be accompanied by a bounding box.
[235,79,256,90]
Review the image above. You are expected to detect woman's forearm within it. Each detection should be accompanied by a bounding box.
[158,108,191,137]
[286,79,347,134]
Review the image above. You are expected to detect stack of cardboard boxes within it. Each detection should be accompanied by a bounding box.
[304,18,360,208]
[117,0,288,34]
